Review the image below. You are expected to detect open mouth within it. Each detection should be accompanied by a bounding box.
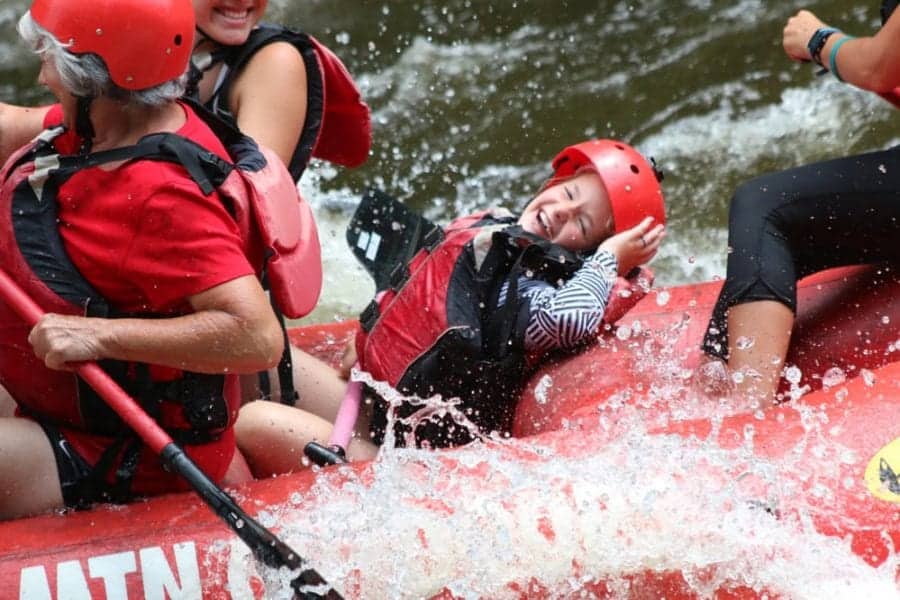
[215,8,252,22]
[537,210,552,238]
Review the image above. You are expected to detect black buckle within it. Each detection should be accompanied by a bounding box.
[360,300,380,332]
[388,263,410,289]
[422,225,444,250]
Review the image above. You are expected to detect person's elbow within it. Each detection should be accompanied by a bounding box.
[243,311,284,372]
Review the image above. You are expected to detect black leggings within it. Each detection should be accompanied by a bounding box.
[703,146,900,359]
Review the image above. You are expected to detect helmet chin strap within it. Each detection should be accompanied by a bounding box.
[186,26,228,98]
[74,95,96,155]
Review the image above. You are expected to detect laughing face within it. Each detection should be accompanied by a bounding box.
[518,170,614,253]
[192,0,268,46]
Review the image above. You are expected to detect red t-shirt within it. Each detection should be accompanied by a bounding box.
[40,103,253,491]
[43,102,253,312]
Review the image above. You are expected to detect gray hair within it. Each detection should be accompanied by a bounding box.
[17,12,186,106]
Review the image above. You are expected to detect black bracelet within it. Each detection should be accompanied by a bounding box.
[807,27,841,66]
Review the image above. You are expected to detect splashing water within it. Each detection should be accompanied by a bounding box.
[224,324,899,598]
[226,418,898,599]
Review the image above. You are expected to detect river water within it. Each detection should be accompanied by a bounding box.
[3,0,899,321]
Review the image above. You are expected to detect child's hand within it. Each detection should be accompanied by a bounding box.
[599,217,665,276]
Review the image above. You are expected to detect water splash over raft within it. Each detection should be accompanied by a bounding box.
[234,417,899,599]
[2,265,899,598]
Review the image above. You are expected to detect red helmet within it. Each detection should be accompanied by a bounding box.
[30,0,194,91]
[548,139,666,233]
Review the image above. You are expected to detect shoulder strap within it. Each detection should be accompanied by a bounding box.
[205,24,324,180]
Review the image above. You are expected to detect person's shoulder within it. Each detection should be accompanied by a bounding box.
[242,38,307,81]
[175,102,230,159]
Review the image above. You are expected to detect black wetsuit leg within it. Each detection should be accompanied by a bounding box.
[703,146,900,359]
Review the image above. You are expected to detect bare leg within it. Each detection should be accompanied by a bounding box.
[235,401,377,478]
[726,300,794,409]
[240,345,347,419]
[0,418,64,520]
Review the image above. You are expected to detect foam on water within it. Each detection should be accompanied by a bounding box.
[218,327,900,598]
[226,414,898,598]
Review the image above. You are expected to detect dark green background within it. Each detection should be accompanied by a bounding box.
[2,1,896,318]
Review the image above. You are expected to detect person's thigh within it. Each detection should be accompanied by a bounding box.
[0,384,16,418]
[0,418,63,520]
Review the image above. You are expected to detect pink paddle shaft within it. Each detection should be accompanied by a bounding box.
[329,367,362,450]
[0,268,171,454]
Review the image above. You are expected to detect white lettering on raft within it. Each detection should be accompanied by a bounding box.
[18,542,201,600]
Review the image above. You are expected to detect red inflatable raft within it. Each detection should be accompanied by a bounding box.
[2,266,899,599]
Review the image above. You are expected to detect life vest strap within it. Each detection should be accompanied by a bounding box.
[359,300,380,333]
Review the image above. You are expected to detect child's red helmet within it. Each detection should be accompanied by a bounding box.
[548,139,666,233]
[30,0,194,91]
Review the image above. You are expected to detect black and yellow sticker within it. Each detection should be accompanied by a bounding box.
[865,437,900,503]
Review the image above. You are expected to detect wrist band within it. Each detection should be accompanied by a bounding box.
[807,27,840,66]
[829,35,856,82]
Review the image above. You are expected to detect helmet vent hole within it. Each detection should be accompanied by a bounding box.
[174,34,183,46]
[630,164,640,174]
[615,144,625,150]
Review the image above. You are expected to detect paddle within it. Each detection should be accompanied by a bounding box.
[0,268,342,600]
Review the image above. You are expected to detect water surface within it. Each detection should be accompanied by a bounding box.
[2,0,897,319]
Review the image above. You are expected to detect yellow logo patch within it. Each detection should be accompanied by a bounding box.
[865,437,900,503]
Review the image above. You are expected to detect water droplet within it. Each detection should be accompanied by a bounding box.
[861,369,876,387]
[821,367,846,388]
[881,315,890,325]
[878,163,887,174]
[615,325,631,340]
[655,290,670,306]
[534,374,553,405]
[735,336,755,350]
[784,365,802,384]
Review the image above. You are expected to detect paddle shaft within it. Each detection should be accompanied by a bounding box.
[0,268,342,599]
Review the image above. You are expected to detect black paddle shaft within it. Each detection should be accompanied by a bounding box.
[160,445,344,599]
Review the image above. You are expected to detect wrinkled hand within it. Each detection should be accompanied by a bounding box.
[783,9,827,62]
[599,217,665,276]
[28,314,106,371]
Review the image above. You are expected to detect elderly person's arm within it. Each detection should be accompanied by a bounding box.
[27,274,283,374]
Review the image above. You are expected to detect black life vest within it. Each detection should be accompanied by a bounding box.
[355,211,585,449]
[189,22,372,180]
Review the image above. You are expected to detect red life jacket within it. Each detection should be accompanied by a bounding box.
[0,110,321,439]
[355,211,586,449]
[197,22,372,179]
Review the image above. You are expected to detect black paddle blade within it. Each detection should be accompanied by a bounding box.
[346,189,441,292]
[160,444,344,599]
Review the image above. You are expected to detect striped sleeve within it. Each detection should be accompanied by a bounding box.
[518,249,618,354]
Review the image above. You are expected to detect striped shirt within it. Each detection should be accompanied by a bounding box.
[498,249,618,354]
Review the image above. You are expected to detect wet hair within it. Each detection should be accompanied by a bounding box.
[18,12,186,106]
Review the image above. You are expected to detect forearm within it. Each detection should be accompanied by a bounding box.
[821,33,899,92]
[524,250,618,352]
[97,310,283,374]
